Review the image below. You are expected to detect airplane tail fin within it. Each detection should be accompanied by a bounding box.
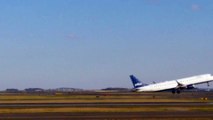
[130,75,144,88]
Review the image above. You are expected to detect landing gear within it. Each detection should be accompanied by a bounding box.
[177,89,181,94]
[172,89,181,94]
[172,89,176,94]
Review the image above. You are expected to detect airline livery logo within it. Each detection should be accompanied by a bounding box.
[135,83,142,87]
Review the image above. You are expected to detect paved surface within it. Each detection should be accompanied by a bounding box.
[0,112,213,120]
[0,102,212,108]
[0,102,212,119]
[0,91,213,119]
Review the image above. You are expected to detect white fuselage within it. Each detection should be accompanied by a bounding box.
[136,74,213,92]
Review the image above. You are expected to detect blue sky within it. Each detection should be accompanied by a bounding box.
[0,0,213,90]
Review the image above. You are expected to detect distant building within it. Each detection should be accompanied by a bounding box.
[24,88,44,92]
[55,87,83,92]
[6,88,20,93]
[102,87,130,91]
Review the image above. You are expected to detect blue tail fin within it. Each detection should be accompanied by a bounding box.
[130,75,143,88]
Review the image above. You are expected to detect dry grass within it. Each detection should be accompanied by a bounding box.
[0,99,201,104]
[0,94,207,103]
[0,92,212,114]
[0,106,212,113]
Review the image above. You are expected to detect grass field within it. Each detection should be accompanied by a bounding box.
[0,91,212,119]
[0,91,212,103]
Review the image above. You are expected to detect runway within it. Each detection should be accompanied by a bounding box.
[0,102,213,108]
[0,91,212,119]
[0,102,212,119]
[0,112,213,120]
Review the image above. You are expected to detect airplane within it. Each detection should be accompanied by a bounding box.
[130,74,213,94]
